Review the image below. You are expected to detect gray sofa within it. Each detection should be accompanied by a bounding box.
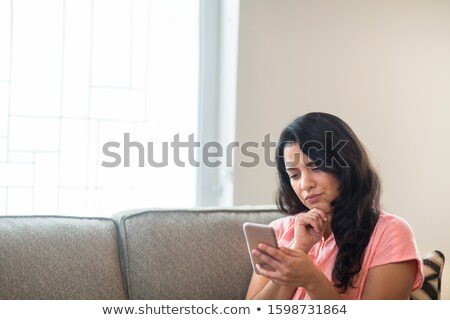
[0,206,283,299]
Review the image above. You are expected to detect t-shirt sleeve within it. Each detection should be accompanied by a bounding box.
[269,215,295,248]
[269,218,284,241]
[369,214,424,290]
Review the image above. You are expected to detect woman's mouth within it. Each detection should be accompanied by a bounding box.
[305,193,322,203]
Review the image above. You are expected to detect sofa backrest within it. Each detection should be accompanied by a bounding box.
[116,207,283,299]
[0,216,127,299]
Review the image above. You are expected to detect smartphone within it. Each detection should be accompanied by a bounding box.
[243,222,279,275]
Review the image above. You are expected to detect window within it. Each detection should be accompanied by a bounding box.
[0,0,204,216]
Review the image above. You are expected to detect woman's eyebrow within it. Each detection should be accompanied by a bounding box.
[285,161,315,171]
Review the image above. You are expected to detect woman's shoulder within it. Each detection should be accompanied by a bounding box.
[376,210,414,232]
[269,214,296,231]
[373,210,417,243]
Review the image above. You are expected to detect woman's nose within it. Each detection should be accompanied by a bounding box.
[300,172,315,191]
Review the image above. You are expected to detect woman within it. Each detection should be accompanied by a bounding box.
[246,112,423,299]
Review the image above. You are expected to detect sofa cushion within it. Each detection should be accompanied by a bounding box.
[0,216,127,299]
[410,250,445,300]
[116,206,284,299]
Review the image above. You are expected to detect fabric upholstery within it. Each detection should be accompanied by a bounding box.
[410,250,445,300]
[0,216,127,299]
[4,207,438,300]
[116,206,283,299]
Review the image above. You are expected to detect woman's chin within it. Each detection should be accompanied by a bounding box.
[305,204,333,215]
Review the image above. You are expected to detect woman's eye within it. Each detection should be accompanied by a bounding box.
[311,167,320,171]
[289,173,300,179]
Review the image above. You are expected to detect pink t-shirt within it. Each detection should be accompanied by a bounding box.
[270,211,424,299]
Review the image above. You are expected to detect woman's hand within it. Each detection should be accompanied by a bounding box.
[249,243,343,300]
[292,208,329,253]
[252,244,318,288]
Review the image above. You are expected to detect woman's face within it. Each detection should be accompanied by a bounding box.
[283,143,340,215]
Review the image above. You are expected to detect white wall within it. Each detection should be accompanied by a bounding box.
[234,0,450,299]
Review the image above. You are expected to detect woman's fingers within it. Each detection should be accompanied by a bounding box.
[296,215,323,235]
[295,209,329,235]
[279,245,304,257]
[310,208,328,222]
[255,246,307,285]
[255,263,279,279]
[296,208,328,224]
[254,244,287,265]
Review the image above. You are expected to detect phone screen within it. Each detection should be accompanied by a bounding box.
[243,222,278,274]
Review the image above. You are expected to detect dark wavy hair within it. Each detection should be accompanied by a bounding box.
[275,112,381,292]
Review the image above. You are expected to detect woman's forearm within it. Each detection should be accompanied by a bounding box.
[249,271,341,300]
[250,281,297,300]
[304,269,342,300]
